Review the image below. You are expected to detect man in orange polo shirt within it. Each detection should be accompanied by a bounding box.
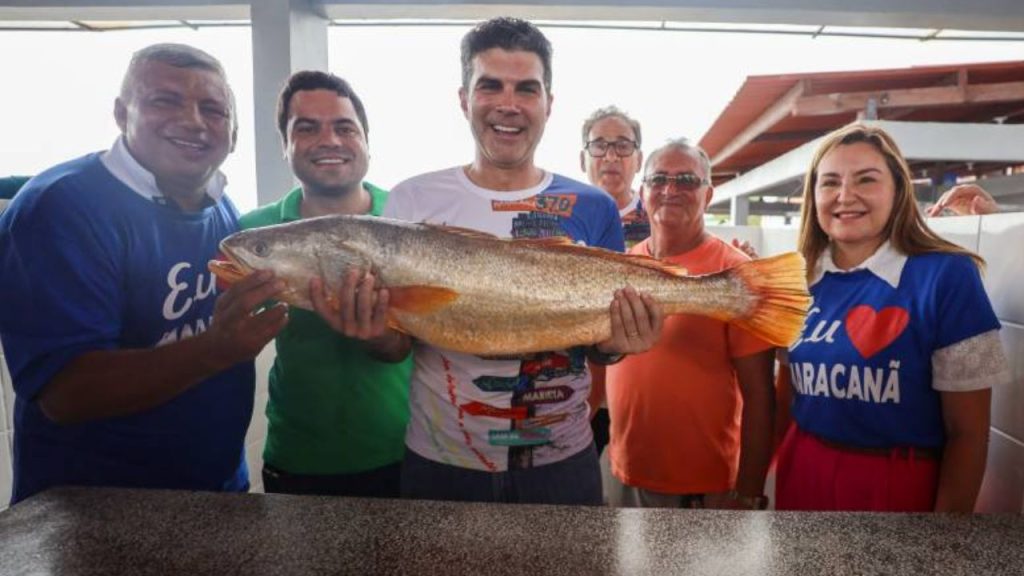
[605,138,776,509]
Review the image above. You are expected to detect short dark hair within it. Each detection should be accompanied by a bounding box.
[460,17,553,91]
[582,106,642,147]
[276,70,369,143]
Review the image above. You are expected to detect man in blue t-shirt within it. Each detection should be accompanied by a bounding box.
[0,44,287,505]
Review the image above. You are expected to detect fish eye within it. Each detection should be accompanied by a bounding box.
[253,241,269,257]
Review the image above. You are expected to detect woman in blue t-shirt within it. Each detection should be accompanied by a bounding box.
[775,123,1010,513]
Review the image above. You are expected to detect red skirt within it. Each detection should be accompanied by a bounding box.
[775,424,940,512]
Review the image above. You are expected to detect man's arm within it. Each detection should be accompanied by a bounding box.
[38,271,288,424]
[733,349,776,499]
[587,362,606,419]
[774,357,794,453]
[705,348,775,509]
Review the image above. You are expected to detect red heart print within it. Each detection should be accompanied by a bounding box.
[844,305,909,359]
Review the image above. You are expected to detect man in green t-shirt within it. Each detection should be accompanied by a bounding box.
[239,71,411,497]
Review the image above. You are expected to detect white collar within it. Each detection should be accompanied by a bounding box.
[101,136,226,206]
[810,240,907,289]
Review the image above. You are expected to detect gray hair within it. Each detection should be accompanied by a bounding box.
[581,105,642,147]
[120,43,236,128]
[644,138,712,181]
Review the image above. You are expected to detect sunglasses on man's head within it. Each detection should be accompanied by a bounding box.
[642,172,708,191]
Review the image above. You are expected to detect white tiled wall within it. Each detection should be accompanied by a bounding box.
[0,344,11,508]
[246,345,274,494]
[976,212,1024,512]
[1,353,11,436]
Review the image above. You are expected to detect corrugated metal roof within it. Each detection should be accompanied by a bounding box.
[699,60,1024,184]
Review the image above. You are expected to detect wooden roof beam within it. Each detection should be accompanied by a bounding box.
[792,81,1024,117]
[710,80,806,167]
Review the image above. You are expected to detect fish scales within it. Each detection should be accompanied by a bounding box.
[210,215,810,355]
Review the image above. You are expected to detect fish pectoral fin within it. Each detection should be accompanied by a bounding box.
[385,316,411,334]
[388,285,459,314]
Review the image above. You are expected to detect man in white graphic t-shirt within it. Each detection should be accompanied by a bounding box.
[312,17,663,505]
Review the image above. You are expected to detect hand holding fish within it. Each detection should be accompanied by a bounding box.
[310,268,412,362]
[203,270,288,369]
[594,287,664,356]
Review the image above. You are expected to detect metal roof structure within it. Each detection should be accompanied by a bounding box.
[2,0,1024,209]
[701,60,1024,182]
[698,60,1024,221]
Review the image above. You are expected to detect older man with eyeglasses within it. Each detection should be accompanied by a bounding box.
[602,138,777,511]
[579,107,652,470]
[580,106,650,249]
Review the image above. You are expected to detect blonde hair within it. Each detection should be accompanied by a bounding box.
[797,123,983,280]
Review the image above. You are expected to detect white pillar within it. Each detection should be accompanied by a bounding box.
[249,0,329,206]
[730,196,750,226]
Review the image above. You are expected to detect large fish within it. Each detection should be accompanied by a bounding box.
[209,215,810,355]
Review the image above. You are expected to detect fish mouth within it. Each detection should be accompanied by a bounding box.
[208,244,252,287]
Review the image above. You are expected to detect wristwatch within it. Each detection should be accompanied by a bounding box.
[585,346,625,366]
[727,490,769,510]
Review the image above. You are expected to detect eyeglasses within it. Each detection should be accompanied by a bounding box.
[642,172,708,192]
[584,139,638,158]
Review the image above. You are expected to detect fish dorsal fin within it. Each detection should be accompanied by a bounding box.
[423,223,501,242]
[425,222,688,276]
[511,236,576,247]
[614,252,688,276]
[389,285,459,314]
[509,241,691,277]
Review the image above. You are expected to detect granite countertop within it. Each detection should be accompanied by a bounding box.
[1,487,1022,575]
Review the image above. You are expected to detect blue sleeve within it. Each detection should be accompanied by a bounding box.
[595,196,625,253]
[0,181,123,399]
[932,254,1001,349]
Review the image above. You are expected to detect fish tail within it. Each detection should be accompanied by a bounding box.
[728,252,811,347]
